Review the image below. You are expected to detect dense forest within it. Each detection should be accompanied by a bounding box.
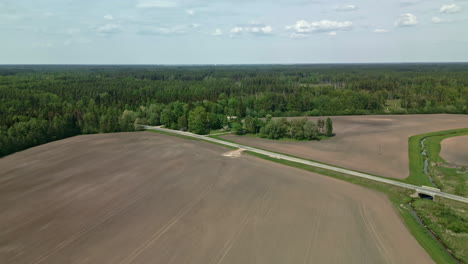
[1,64,467,157]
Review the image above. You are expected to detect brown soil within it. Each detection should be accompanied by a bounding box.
[222,114,468,179]
[0,132,433,263]
[440,135,468,166]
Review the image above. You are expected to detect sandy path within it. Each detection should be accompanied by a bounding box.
[221,114,468,179]
[0,132,433,263]
[440,135,468,166]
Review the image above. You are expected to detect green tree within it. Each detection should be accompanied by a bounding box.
[188,106,208,134]
[120,110,138,131]
[317,119,325,134]
[253,118,264,134]
[244,116,256,134]
[99,114,111,133]
[308,109,320,116]
[289,118,306,140]
[160,108,175,128]
[134,118,144,131]
[147,104,163,125]
[177,115,188,131]
[207,112,221,130]
[303,120,319,140]
[236,99,246,117]
[50,116,65,139]
[82,112,99,134]
[231,122,244,135]
[325,117,333,137]
[261,118,288,139]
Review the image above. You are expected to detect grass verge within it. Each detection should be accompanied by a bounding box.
[412,198,468,263]
[406,128,468,195]
[425,131,468,197]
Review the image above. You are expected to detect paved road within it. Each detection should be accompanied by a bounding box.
[145,126,468,204]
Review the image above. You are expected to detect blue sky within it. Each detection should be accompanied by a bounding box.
[1,0,467,64]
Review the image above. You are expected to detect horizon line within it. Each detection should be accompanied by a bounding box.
[1,62,468,66]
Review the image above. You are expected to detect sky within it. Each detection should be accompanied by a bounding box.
[1,0,467,64]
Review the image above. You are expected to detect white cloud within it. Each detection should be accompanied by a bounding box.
[185,9,195,16]
[252,25,272,34]
[440,4,461,13]
[212,28,223,36]
[96,24,122,34]
[104,14,114,20]
[289,32,308,39]
[136,0,177,8]
[230,27,243,34]
[286,20,352,35]
[395,13,418,27]
[432,17,444,23]
[334,5,358,11]
[230,24,273,36]
[139,24,199,35]
[374,28,389,33]
[328,31,337,36]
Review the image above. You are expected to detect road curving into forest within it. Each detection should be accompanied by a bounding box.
[144,126,468,204]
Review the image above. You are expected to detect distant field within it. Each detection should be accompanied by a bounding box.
[0,132,432,264]
[221,114,468,179]
[440,135,468,166]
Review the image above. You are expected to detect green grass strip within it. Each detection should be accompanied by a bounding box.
[406,128,468,187]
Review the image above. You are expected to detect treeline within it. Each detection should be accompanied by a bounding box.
[230,116,333,140]
[1,64,467,157]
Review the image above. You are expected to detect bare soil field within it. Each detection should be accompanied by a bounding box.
[0,132,433,264]
[222,114,468,179]
[440,135,468,166]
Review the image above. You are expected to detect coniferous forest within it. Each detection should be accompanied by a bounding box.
[1,63,467,157]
